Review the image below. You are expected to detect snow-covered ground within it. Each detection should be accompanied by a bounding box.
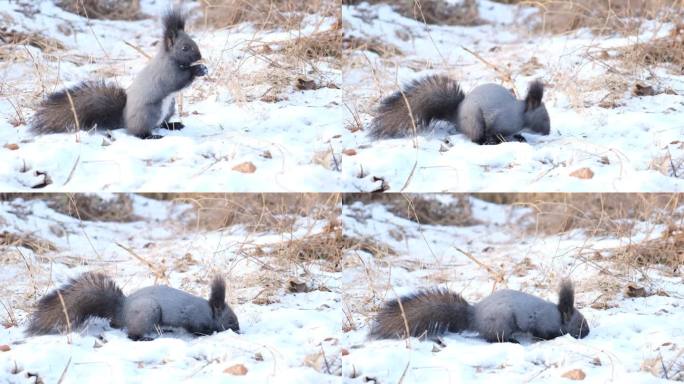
[342,1,684,192]
[0,1,342,191]
[342,195,684,383]
[0,195,341,383]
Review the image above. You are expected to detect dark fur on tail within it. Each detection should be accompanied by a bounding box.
[30,81,126,134]
[26,272,125,335]
[524,80,544,112]
[557,279,574,321]
[369,75,465,138]
[369,288,472,339]
[209,276,226,314]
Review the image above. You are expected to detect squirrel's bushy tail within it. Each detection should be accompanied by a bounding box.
[369,75,465,139]
[26,272,125,335]
[369,288,472,339]
[30,81,126,134]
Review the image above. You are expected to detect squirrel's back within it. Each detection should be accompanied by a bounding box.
[124,285,214,331]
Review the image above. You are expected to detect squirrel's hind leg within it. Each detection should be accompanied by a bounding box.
[159,98,185,131]
[457,104,487,144]
[124,297,162,341]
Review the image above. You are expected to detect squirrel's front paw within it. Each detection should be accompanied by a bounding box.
[192,64,208,77]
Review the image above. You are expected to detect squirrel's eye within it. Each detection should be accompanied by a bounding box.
[182,45,189,51]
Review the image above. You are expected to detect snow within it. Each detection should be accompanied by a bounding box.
[0,195,341,383]
[342,196,684,383]
[0,1,343,191]
[341,1,684,191]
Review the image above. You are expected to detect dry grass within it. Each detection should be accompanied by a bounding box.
[344,0,482,26]
[148,193,340,233]
[345,194,478,226]
[343,35,403,57]
[478,193,682,235]
[611,224,684,269]
[197,0,340,30]
[617,23,684,69]
[56,0,145,21]
[0,28,65,53]
[0,232,57,254]
[0,193,139,222]
[277,26,342,61]
[497,0,683,35]
[47,194,139,222]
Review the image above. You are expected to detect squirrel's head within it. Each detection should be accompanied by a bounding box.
[162,9,202,68]
[522,80,550,136]
[209,276,240,333]
[557,280,590,339]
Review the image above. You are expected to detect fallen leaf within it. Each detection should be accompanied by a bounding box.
[570,167,594,179]
[633,82,656,96]
[341,348,349,356]
[232,162,256,173]
[342,148,357,156]
[260,150,272,159]
[296,78,318,90]
[287,280,309,293]
[4,143,19,150]
[561,369,586,380]
[625,283,649,297]
[0,345,10,352]
[224,364,248,375]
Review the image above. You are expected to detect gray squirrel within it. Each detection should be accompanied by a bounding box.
[369,75,550,144]
[30,9,208,139]
[25,272,239,340]
[369,280,589,342]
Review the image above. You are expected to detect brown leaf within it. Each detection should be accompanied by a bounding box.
[287,280,310,293]
[0,345,10,352]
[570,167,594,179]
[224,364,248,375]
[260,150,272,159]
[341,348,349,356]
[633,83,656,96]
[625,283,649,297]
[232,162,256,173]
[342,148,357,156]
[561,369,586,380]
[296,78,318,90]
[260,94,284,103]
[4,143,19,150]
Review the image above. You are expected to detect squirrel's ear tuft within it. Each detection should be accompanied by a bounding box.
[162,7,186,50]
[209,276,226,312]
[557,279,575,322]
[524,80,544,112]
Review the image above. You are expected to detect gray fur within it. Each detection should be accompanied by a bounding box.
[369,75,550,144]
[30,8,206,139]
[26,272,239,340]
[370,280,589,342]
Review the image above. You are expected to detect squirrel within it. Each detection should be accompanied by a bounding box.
[369,75,550,145]
[369,280,589,343]
[30,8,208,139]
[25,272,239,341]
